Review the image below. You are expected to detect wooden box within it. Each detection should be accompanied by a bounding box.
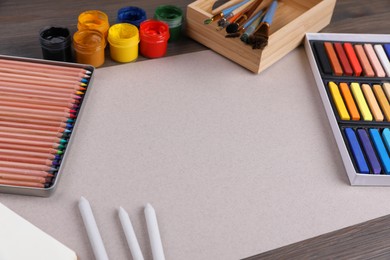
[186,0,337,73]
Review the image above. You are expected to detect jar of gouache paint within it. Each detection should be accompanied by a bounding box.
[108,23,139,63]
[77,10,110,38]
[39,26,72,62]
[139,20,170,58]
[73,29,106,67]
[117,6,147,28]
[154,5,183,42]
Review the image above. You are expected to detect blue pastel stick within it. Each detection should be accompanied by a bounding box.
[369,129,390,174]
[357,129,381,174]
[384,44,390,60]
[382,128,390,153]
[344,128,369,173]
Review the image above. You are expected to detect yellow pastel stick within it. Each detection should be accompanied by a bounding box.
[328,81,350,120]
[361,83,384,121]
[373,84,390,121]
[350,82,372,121]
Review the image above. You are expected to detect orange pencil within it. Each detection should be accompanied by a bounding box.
[0,66,90,81]
[0,148,56,159]
[0,126,66,138]
[0,99,74,112]
[0,179,46,188]
[0,166,54,177]
[0,137,64,149]
[0,155,56,166]
[0,160,56,171]
[0,173,48,184]
[0,115,70,127]
[0,142,63,154]
[0,58,91,75]
[0,120,69,132]
[0,132,65,144]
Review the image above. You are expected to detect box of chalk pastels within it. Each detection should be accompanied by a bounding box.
[305,33,390,186]
[0,55,94,196]
[186,0,336,73]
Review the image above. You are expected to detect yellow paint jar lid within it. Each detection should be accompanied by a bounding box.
[108,23,139,47]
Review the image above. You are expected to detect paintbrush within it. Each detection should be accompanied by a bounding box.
[204,0,252,24]
[225,0,264,34]
[240,10,264,42]
[249,0,278,49]
[225,8,264,38]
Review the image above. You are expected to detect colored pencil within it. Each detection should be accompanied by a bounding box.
[0,79,86,93]
[0,142,63,154]
[0,99,76,112]
[0,120,71,132]
[0,160,56,171]
[0,66,90,81]
[0,137,65,149]
[0,105,75,118]
[0,166,54,177]
[0,58,91,75]
[0,173,48,184]
[0,72,88,87]
[0,85,83,99]
[0,179,46,188]
[0,126,67,137]
[0,114,71,127]
[0,131,67,143]
[0,148,56,159]
[0,154,58,166]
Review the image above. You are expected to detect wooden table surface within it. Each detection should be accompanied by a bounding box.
[0,0,389,66]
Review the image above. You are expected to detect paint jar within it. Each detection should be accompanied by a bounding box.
[107,23,139,63]
[73,29,106,67]
[117,6,147,28]
[154,5,183,42]
[39,26,72,62]
[77,10,110,38]
[139,20,170,59]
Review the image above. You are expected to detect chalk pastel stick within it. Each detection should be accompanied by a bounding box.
[384,44,390,60]
[361,84,384,122]
[374,44,390,77]
[351,82,372,121]
[313,41,332,75]
[343,43,362,76]
[372,84,390,121]
[339,82,360,120]
[364,44,386,77]
[324,42,343,76]
[334,42,353,76]
[354,44,375,77]
[383,83,390,101]
[357,129,381,174]
[369,129,390,174]
[329,81,350,120]
[344,128,369,174]
[382,128,390,153]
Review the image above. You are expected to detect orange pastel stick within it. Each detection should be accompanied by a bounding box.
[354,44,375,77]
[339,82,360,120]
[324,42,343,76]
[361,84,383,121]
[343,43,362,76]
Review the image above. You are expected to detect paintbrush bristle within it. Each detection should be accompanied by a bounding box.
[226,23,239,34]
[249,22,269,50]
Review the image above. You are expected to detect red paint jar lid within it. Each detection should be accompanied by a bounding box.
[139,20,170,43]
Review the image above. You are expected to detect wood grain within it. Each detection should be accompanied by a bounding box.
[0,0,388,67]
[243,214,390,259]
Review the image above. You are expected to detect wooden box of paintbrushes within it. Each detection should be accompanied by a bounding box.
[186,0,336,73]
